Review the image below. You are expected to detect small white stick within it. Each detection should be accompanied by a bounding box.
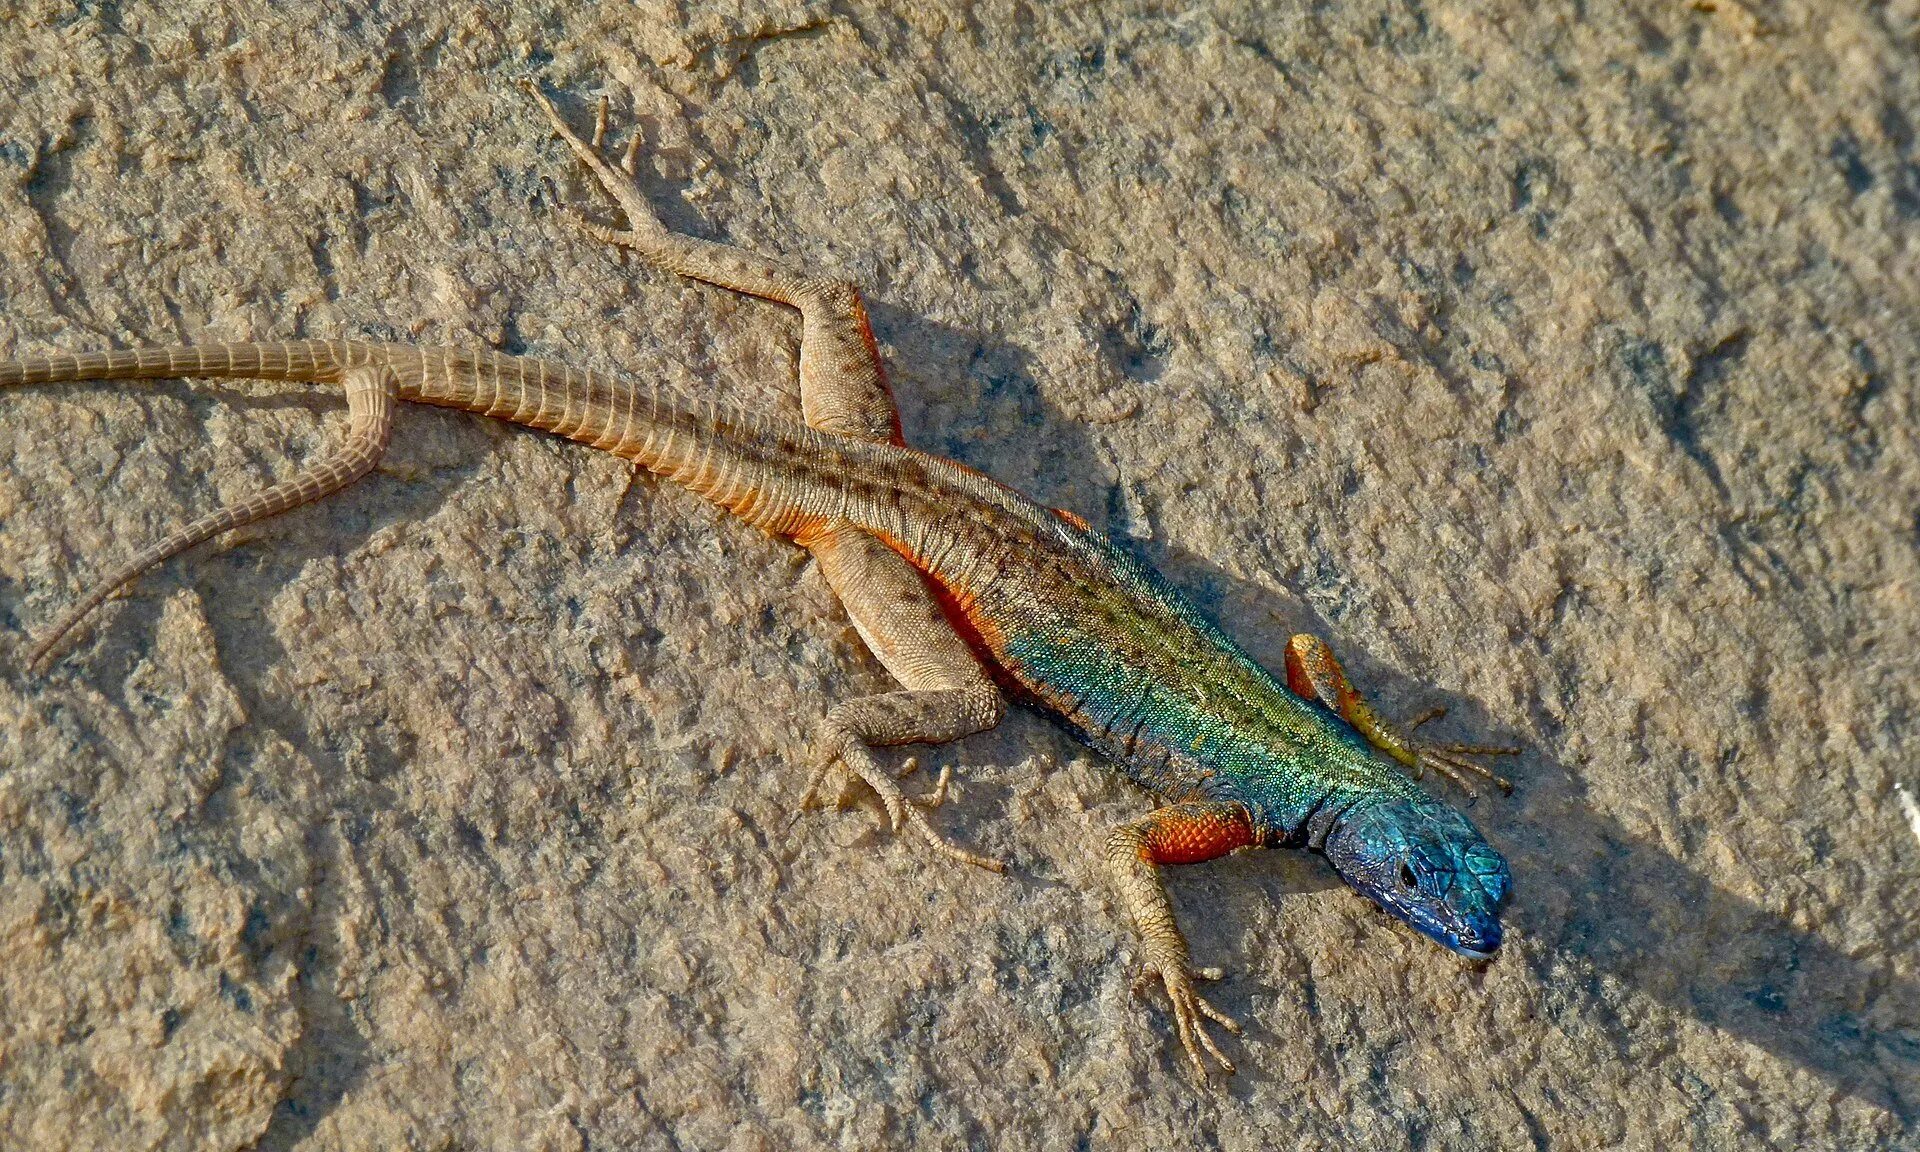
[1896,782,1920,850]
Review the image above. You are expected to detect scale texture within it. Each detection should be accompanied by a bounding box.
[0,2,1916,1150]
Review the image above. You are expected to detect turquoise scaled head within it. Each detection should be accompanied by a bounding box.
[1321,792,1511,958]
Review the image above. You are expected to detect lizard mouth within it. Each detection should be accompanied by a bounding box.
[1445,925,1501,960]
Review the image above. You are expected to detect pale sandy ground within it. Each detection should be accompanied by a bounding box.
[1,2,1916,1149]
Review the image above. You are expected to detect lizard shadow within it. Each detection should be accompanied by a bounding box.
[677,286,1917,1121]
[865,301,1136,523]
[1149,543,1919,1120]
[823,213,1907,1115]
[181,395,533,1148]
[252,932,376,1152]
[196,399,499,1148]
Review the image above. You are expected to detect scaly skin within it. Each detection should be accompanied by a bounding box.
[0,80,1519,1082]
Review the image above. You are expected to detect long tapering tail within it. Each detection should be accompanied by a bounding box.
[4,338,849,667]
[0,340,355,387]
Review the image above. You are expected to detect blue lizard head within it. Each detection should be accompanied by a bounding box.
[1321,792,1511,958]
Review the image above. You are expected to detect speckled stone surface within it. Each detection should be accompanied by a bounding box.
[1,2,1916,1148]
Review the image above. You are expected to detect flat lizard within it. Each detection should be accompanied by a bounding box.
[0,80,1518,1080]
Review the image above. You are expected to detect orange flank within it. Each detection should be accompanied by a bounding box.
[1052,506,1091,532]
[918,556,1010,661]
[1135,802,1256,865]
[786,516,842,549]
[846,294,905,445]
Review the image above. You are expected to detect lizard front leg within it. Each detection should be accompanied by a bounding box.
[1106,800,1252,1080]
[802,523,1008,872]
[1283,632,1518,798]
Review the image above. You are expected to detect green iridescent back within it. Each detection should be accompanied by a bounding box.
[974,520,1427,838]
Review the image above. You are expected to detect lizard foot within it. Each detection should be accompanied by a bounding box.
[801,733,1005,873]
[895,756,954,810]
[1402,707,1518,799]
[1131,949,1241,1081]
[523,80,670,251]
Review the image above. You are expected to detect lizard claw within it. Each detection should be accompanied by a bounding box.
[1408,741,1517,799]
[802,731,1004,873]
[1132,949,1241,1081]
[589,90,645,175]
[797,745,846,814]
[902,761,954,811]
[524,78,669,252]
[1402,707,1518,798]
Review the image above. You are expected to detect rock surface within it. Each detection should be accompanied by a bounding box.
[2,1,1917,1148]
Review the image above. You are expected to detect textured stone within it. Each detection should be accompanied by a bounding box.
[1,2,1916,1148]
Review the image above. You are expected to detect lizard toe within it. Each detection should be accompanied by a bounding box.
[1137,952,1240,1081]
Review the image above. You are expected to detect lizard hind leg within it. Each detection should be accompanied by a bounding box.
[799,524,1008,872]
[1282,632,1518,798]
[25,364,398,671]
[525,79,900,442]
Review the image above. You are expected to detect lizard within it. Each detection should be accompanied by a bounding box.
[0,79,1519,1081]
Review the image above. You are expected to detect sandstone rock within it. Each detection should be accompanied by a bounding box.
[1,2,1915,1148]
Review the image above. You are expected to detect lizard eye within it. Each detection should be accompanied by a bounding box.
[1398,862,1419,892]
